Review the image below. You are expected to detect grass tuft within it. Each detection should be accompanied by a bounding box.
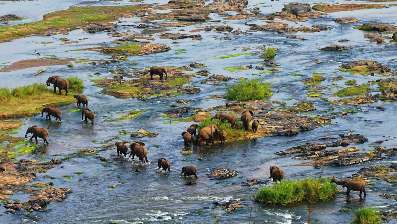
[352,207,381,224]
[254,178,337,206]
[226,79,272,101]
[336,84,369,97]
[67,76,84,93]
[261,47,277,61]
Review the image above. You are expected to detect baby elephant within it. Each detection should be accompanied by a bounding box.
[158,158,171,172]
[269,166,284,182]
[41,106,62,122]
[74,95,88,108]
[46,76,69,95]
[181,165,198,178]
[25,125,49,144]
[149,67,167,81]
[331,177,367,199]
[182,131,193,147]
[115,142,129,157]
[252,120,259,133]
[130,141,148,163]
[198,125,218,145]
[82,108,95,124]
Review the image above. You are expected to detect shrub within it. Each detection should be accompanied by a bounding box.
[226,79,272,101]
[352,208,381,224]
[262,47,277,61]
[67,76,84,93]
[254,178,337,206]
[336,84,369,97]
[345,80,357,86]
[305,73,325,86]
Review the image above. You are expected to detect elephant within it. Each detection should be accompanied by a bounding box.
[25,125,49,144]
[214,128,227,144]
[41,106,62,122]
[82,108,95,124]
[252,120,259,133]
[115,142,129,157]
[130,141,148,163]
[46,76,69,95]
[149,67,167,81]
[331,177,367,199]
[158,158,171,172]
[187,124,199,137]
[269,166,284,182]
[74,95,88,108]
[241,110,254,131]
[181,165,198,178]
[214,112,237,127]
[198,125,218,145]
[182,131,193,147]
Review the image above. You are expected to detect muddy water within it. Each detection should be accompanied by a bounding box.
[1,0,397,223]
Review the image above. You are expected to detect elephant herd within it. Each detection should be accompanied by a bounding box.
[24,76,94,144]
[181,110,260,147]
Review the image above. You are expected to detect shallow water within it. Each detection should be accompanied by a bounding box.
[0,0,397,223]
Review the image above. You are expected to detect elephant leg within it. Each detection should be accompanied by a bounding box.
[29,136,33,142]
[53,86,56,93]
[85,118,88,124]
[91,119,94,125]
[44,138,49,145]
[160,74,163,81]
[150,73,153,80]
[346,189,350,196]
[363,188,366,198]
[359,190,363,199]
[145,157,149,163]
[48,115,51,121]
[35,136,38,144]
[194,174,198,179]
[65,88,68,96]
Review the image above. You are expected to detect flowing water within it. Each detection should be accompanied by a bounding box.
[0,0,397,223]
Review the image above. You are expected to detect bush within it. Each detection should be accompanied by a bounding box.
[262,47,277,61]
[352,208,381,224]
[67,76,84,93]
[226,79,272,101]
[336,84,369,97]
[254,178,337,206]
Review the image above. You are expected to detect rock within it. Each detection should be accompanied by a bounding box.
[214,25,233,32]
[83,23,114,34]
[340,60,391,75]
[208,168,238,180]
[0,14,22,22]
[378,78,397,100]
[241,178,268,186]
[181,86,201,94]
[283,3,311,16]
[364,33,384,44]
[335,17,359,24]
[159,32,202,40]
[213,197,242,213]
[196,70,209,76]
[0,161,16,172]
[201,75,231,85]
[359,23,397,32]
[249,22,321,33]
[189,62,206,68]
[320,44,349,51]
[130,129,159,138]
[393,32,397,41]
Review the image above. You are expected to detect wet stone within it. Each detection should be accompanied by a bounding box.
[282,3,311,16]
[320,44,349,51]
[208,168,238,180]
[213,197,242,213]
[159,32,202,40]
[83,23,114,34]
[335,17,358,24]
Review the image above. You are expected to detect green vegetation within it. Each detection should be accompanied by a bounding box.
[352,208,381,224]
[198,118,245,140]
[226,79,272,101]
[0,6,142,42]
[101,42,169,56]
[261,47,277,61]
[340,65,369,75]
[0,78,83,118]
[254,178,337,206]
[336,84,370,97]
[224,66,248,72]
[114,110,144,121]
[67,76,84,93]
[217,52,254,59]
[0,134,36,161]
[345,80,357,86]
[305,73,325,86]
[167,77,189,87]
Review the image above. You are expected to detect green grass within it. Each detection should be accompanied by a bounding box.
[0,78,83,118]
[352,208,382,224]
[262,47,277,61]
[105,43,142,55]
[226,79,272,101]
[167,77,189,87]
[305,73,325,86]
[0,6,142,42]
[67,76,84,93]
[254,178,337,206]
[224,66,248,72]
[217,52,254,59]
[336,84,369,97]
[198,117,245,139]
[345,80,357,86]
